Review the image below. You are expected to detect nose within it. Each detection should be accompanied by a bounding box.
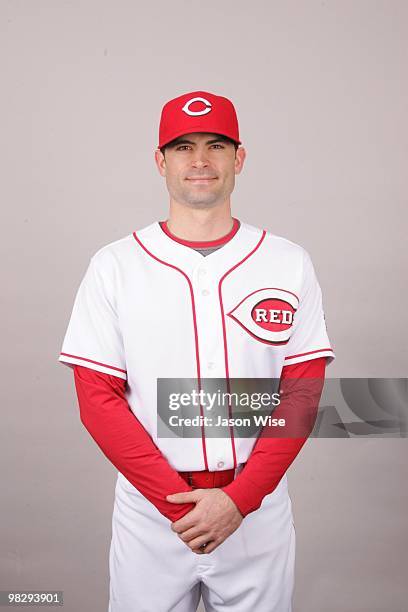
[191,151,209,168]
[192,160,209,169]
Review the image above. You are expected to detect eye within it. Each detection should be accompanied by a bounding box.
[211,144,224,149]
[176,145,191,151]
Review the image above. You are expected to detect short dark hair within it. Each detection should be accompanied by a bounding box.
[160,134,239,156]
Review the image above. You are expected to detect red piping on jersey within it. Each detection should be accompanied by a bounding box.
[132,231,209,472]
[60,352,127,375]
[159,217,240,248]
[218,230,267,470]
[285,348,334,360]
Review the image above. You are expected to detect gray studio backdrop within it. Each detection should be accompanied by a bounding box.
[1,1,407,611]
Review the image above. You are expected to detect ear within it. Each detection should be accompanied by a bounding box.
[154,148,166,177]
[234,146,246,175]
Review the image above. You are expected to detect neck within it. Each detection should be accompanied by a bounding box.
[166,202,234,242]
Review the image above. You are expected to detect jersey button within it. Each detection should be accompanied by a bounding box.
[207,362,215,370]
[198,268,207,276]
[217,461,225,469]
[201,289,210,296]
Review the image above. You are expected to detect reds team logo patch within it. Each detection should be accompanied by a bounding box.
[227,288,299,345]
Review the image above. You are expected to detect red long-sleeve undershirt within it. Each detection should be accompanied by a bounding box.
[72,357,325,521]
[221,357,326,516]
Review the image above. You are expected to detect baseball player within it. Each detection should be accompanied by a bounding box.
[58,90,335,611]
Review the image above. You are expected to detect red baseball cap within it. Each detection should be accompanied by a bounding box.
[158,90,241,149]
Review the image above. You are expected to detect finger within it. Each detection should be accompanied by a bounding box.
[166,492,199,504]
[200,540,218,554]
[171,507,201,533]
[177,526,204,543]
[188,534,212,552]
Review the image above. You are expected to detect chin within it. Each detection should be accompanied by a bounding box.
[184,198,220,209]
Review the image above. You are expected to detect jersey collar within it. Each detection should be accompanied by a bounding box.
[133,219,264,280]
[159,217,240,248]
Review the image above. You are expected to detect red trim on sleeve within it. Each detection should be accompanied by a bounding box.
[60,352,127,374]
[72,365,195,522]
[285,348,333,360]
[221,357,326,517]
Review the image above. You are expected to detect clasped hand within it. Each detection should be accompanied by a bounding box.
[166,488,243,554]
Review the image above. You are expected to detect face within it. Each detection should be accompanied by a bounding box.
[155,132,246,209]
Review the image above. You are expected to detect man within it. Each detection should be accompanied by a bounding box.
[59,90,335,611]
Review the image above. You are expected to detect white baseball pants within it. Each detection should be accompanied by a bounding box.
[108,470,295,612]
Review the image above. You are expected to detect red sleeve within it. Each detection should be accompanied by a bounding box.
[72,364,195,522]
[221,357,326,517]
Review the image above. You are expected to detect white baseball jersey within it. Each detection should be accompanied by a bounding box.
[59,219,335,474]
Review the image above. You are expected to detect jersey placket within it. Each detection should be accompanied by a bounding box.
[191,259,236,472]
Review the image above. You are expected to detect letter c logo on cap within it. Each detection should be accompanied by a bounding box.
[182,97,212,116]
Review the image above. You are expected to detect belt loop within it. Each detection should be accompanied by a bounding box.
[234,462,246,478]
[187,472,193,486]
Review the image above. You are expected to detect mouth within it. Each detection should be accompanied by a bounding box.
[185,177,217,183]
